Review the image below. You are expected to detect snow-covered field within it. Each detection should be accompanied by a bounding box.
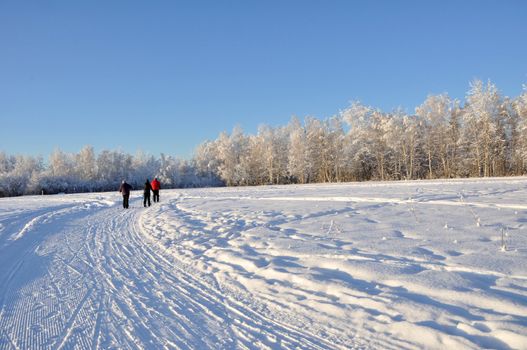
[1,178,527,350]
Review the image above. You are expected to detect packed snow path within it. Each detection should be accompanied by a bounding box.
[1,178,527,349]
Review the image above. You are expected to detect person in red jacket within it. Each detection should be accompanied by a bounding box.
[151,177,161,203]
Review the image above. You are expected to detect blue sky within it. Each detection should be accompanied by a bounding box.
[1,0,526,158]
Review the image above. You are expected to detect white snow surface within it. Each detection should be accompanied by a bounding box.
[1,178,527,349]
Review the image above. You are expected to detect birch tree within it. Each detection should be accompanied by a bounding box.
[287,117,309,183]
[462,80,503,177]
[416,94,456,178]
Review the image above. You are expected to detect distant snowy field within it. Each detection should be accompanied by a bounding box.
[1,178,527,349]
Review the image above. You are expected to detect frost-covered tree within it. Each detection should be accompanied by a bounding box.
[49,149,74,178]
[158,153,180,187]
[512,86,527,173]
[75,145,97,183]
[193,140,224,186]
[216,126,248,186]
[96,150,133,189]
[271,125,290,184]
[131,150,159,186]
[252,124,290,185]
[341,102,377,181]
[0,152,15,174]
[369,110,392,180]
[287,117,309,183]
[325,116,345,182]
[257,125,278,184]
[304,117,326,182]
[416,94,457,178]
[383,110,421,180]
[177,159,199,187]
[462,80,503,177]
[243,134,267,185]
[13,155,43,195]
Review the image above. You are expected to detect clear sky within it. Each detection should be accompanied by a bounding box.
[1,0,526,158]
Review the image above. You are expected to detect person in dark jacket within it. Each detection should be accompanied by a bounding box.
[151,177,161,203]
[119,180,132,209]
[143,179,152,207]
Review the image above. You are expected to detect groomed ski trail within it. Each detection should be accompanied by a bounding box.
[0,196,351,350]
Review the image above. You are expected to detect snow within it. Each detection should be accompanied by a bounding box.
[0,178,527,349]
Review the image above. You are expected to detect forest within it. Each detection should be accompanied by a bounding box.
[1,79,527,197]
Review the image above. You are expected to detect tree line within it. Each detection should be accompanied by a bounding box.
[0,149,223,197]
[195,80,527,185]
[1,79,526,197]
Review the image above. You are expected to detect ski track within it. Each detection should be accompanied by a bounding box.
[0,197,346,349]
[0,180,526,349]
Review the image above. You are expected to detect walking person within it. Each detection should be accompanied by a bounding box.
[119,180,132,209]
[143,179,152,207]
[151,177,161,203]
